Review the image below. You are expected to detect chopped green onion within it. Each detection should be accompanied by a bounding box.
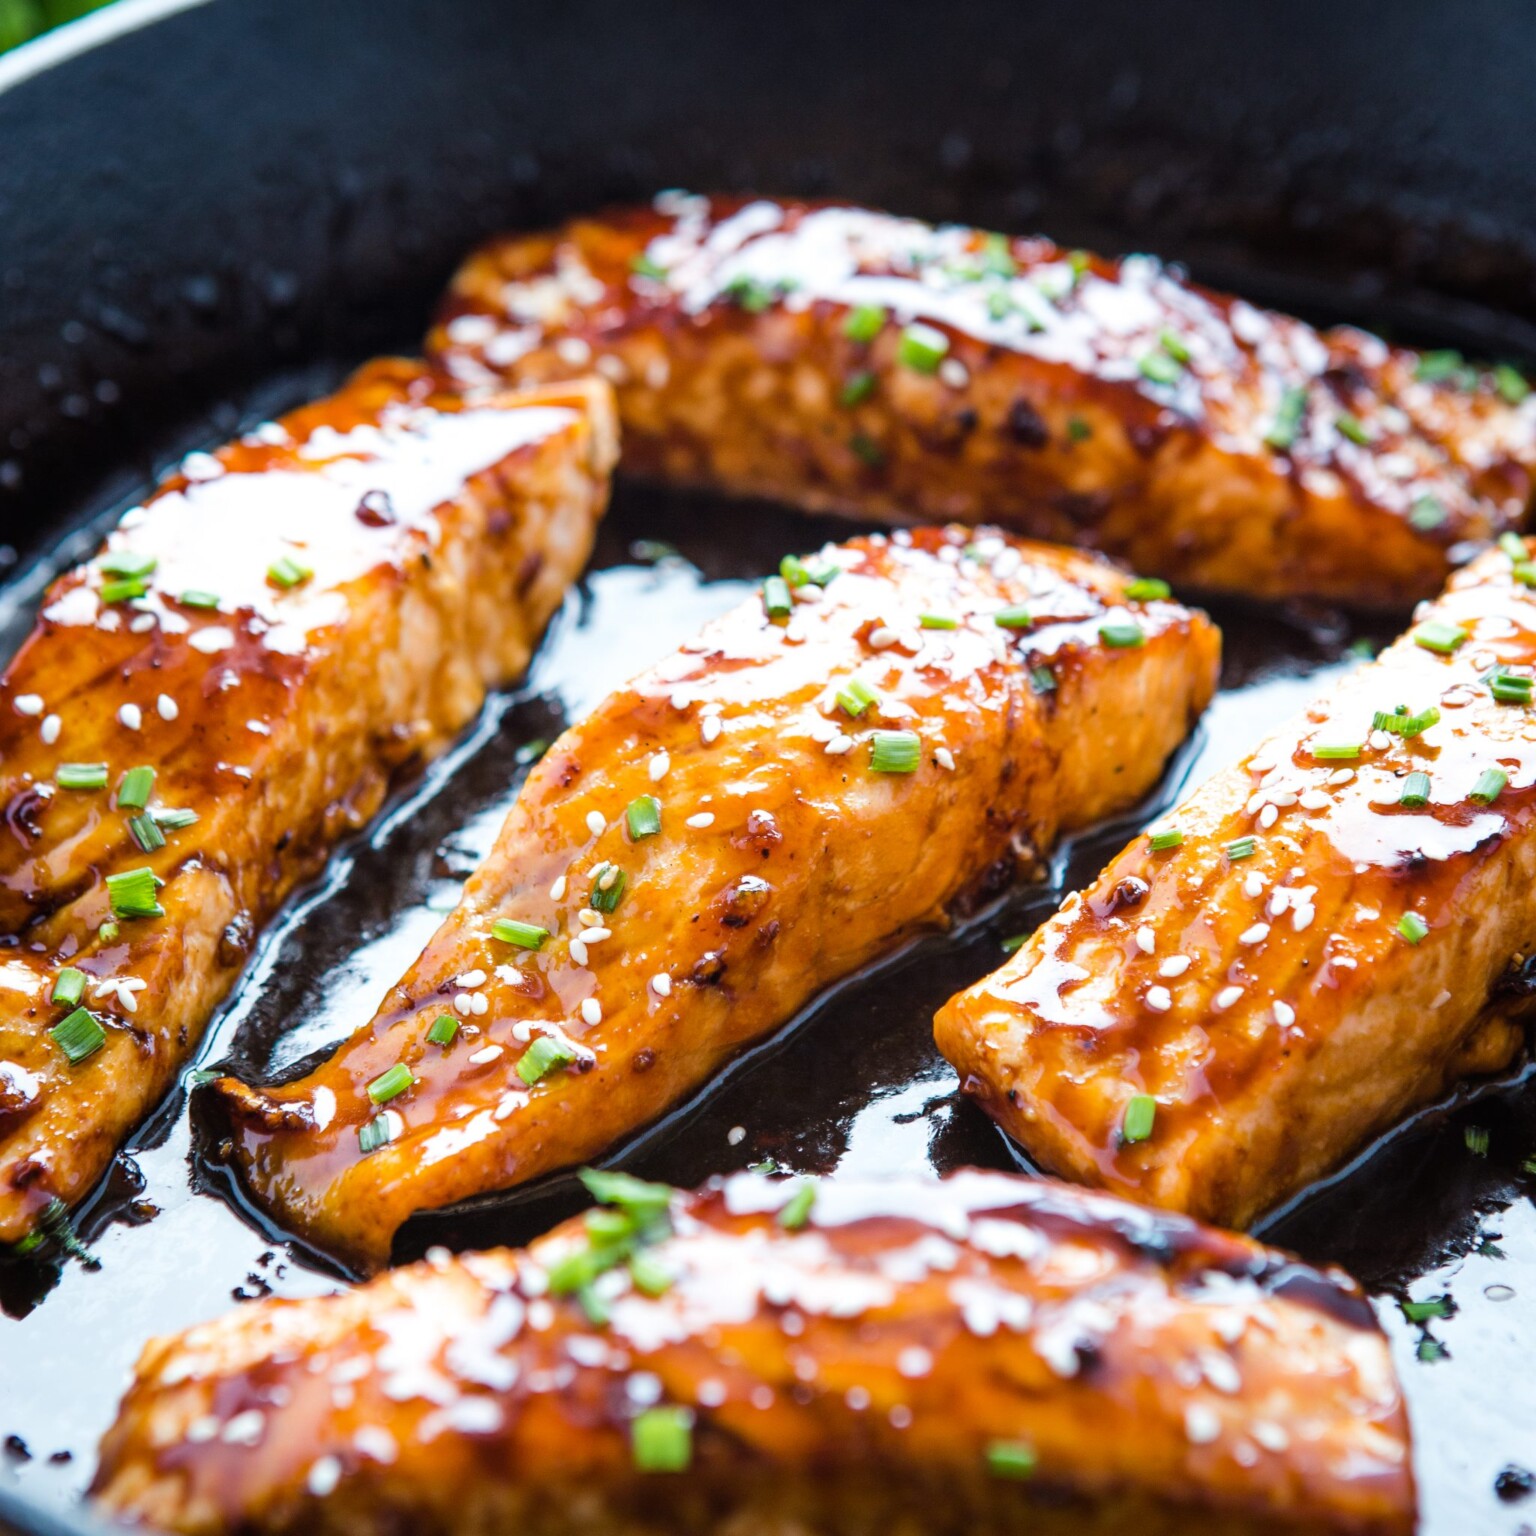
[993,605,1033,629]
[579,1167,674,1218]
[1137,351,1182,386]
[1398,911,1429,944]
[631,1406,693,1473]
[1487,668,1533,705]
[1417,1337,1447,1363]
[97,921,119,943]
[836,678,878,717]
[1408,495,1447,532]
[266,555,313,589]
[178,589,221,610]
[897,322,949,373]
[985,1440,1038,1480]
[628,1250,672,1297]
[985,288,1016,321]
[1399,771,1432,809]
[868,729,921,774]
[1123,577,1171,601]
[979,233,1016,277]
[99,577,148,605]
[1470,767,1508,804]
[128,813,165,853]
[589,863,627,913]
[1264,386,1308,451]
[358,1116,392,1155]
[576,1284,610,1327]
[721,275,776,313]
[779,554,813,588]
[778,1180,817,1229]
[762,575,793,619]
[106,867,164,921]
[1158,328,1191,365]
[843,304,885,343]
[1413,621,1467,655]
[116,766,155,809]
[919,612,958,630]
[1401,1295,1453,1322]
[427,1014,458,1047]
[51,1007,106,1065]
[626,796,662,840]
[57,762,108,791]
[629,253,668,282]
[1147,828,1183,852]
[1415,349,1466,384]
[1066,416,1091,442]
[518,1035,576,1086]
[1225,836,1256,861]
[1335,411,1373,445]
[1494,363,1530,405]
[98,551,157,579]
[367,1063,414,1104]
[51,967,86,1007]
[1465,1124,1490,1157]
[1515,561,1536,589]
[1311,742,1361,762]
[1001,933,1028,954]
[151,807,199,831]
[839,370,876,408]
[1500,531,1529,562]
[1373,705,1440,737]
[848,432,885,467]
[1121,1094,1157,1144]
[1098,621,1145,648]
[1029,665,1056,694]
[492,918,548,949]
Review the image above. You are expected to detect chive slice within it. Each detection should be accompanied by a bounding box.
[100,577,149,605]
[1138,351,1182,386]
[358,1116,392,1155]
[985,289,1016,321]
[1225,836,1256,861]
[979,232,1016,277]
[1312,742,1361,760]
[843,304,885,343]
[1417,1337,1447,1363]
[918,612,958,630]
[128,813,165,853]
[151,808,198,830]
[628,1250,672,1297]
[1158,328,1192,365]
[1001,933,1028,954]
[1465,1124,1490,1157]
[266,555,313,589]
[105,867,164,921]
[1470,767,1508,804]
[836,678,878,717]
[839,370,876,408]
[492,918,548,950]
[1123,577,1171,602]
[1029,665,1056,694]
[1147,828,1183,852]
[1264,386,1308,451]
[778,1180,817,1229]
[97,921,119,943]
[1400,771,1432,809]
[56,762,108,791]
[1500,531,1529,562]
[993,605,1033,629]
[1415,349,1466,383]
[1401,1295,1453,1322]
[985,1441,1038,1480]
[780,554,838,590]
[1408,494,1447,532]
[848,432,884,467]
[518,1035,576,1086]
[51,1007,106,1065]
[1121,1094,1157,1144]
[626,796,662,840]
[897,322,949,373]
[116,766,155,810]
[367,1063,414,1104]
[51,968,86,1007]
[98,551,157,579]
[631,1406,693,1473]
[1487,668,1533,704]
[1495,364,1530,405]
[1413,621,1467,655]
[1398,911,1429,944]
[1335,411,1373,445]
[427,1014,458,1047]
[868,730,921,774]
[722,275,776,313]
[1373,705,1440,737]
[762,575,793,619]
[629,253,668,281]
[1099,621,1145,648]
[178,589,221,610]
[578,1167,674,1217]
[1516,561,1536,589]
[589,863,627,914]
[1066,416,1091,442]
[576,1283,611,1326]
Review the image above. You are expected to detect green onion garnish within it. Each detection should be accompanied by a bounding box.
[1312,742,1361,760]
[178,589,221,610]
[151,808,198,830]
[1487,668,1533,705]
[843,304,885,343]
[51,968,86,1007]
[1417,1337,1447,1363]
[97,921,119,943]
[100,577,149,605]
[836,678,878,717]
[979,232,1016,277]
[628,1250,672,1297]
[1123,577,1171,601]
[1400,771,1432,809]
[358,1116,392,1155]
[868,730,921,774]
[626,796,662,840]
[897,322,949,374]
[779,554,813,587]
[106,867,164,921]
[919,613,959,630]
[266,555,313,590]
[1470,767,1508,804]
[848,432,885,467]
[1335,412,1373,445]
[1413,621,1467,655]
[985,1441,1038,1480]
[589,863,626,913]
[1029,665,1056,694]
[762,575,793,619]
[778,1180,817,1229]
[98,551,157,579]
[1001,933,1028,954]
[1401,1295,1453,1322]
[1373,705,1440,737]
[1495,364,1530,405]
[839,371,876,408]
[722,275,776,313]
[1264,386,1308,451]
[1225,836,1256,861]
[1465,1124,1490,1157]
[1147,828,1183,852]
[1137,351,1182,386]
[631,1407,693,1473]
[1415,348,1466,383]
[518,1035,576,1086]
[1398,911,1429,944]
[116,766,155,810]
[629,253,668,282]
[1066,416,1091,442]
[578,1167,674,1217]
[51,1007,106,1065]
[1408,495,1447,532]
[427,1014,458,1047]
[993,605,1033,629]
[1501,531,1529,562]
[1099,621,1145,648]
[1515,561,1536,589]
[492,918,548,949]
[1158,328,1191,365]
[128,814,165,853]
[367,1063,414,1104]
[1121,1093,1157,1144]
[57,762,108,791]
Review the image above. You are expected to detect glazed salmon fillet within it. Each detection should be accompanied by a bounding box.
[213,527,1219,1273]
[0,360,617,1247]
[936,537,1536,1229]
[428,192,1536,608]
[90,1169,1414,1536]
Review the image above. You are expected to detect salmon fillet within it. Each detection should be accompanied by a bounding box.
[428,192,1536,608]
[936,537,1536,1228]
[213,527,1219,1273]
[90,1169,1414,1536]
[0,360,617,1246]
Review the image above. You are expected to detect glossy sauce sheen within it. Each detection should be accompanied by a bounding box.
[937,540,1536,1229]
[89,1170,1414,1536]
[0,361,617,1244]
[213,527,1218,1273]
[428,193,1536,607]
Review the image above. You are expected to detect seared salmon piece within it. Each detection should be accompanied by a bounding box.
[428,192,1536,608]
[937,538,1536,1228]
[91,1169,1414,1536]
[214,528,1218,1273]
[0,360,617,1247]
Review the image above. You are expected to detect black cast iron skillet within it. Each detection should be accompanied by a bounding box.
[1,3,1535,1533]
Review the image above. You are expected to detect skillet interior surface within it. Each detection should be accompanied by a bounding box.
[2,3,1536,1534]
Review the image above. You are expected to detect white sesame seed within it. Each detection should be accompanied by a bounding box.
[1185,1405,1220,1445]
[13,694,42,716]
[189,626,234,654]
[1253,1421,1289,1453]
[823,734,854,755]
[669,689,692,710]
[934,746,956,770]
[580,998,602,1026]
[1214,985,1243,1010]
[246,719,270,735]
[1239,923,1269,945]
[1369,729,1392,751]
[650,973,672,997]
[1243,872,1264,898]
[726,1125,746,1147]
[686,811,715,828]
[868,626,899,649]
[549,876,567,901]
[40,714,60,745]
[453,993,473,1016]
[582,928,611,944]
[1298,789,1329,810]
[585,810,606,837]
[471,994,489,1016]
[1267,788,1297,807]
[1430,988,1450,1008]
[1268,888,1291,917]
[157,693,178,720]
[307,1456,343,1497]
[1248,752,1275,774]
[1136,926,1155,954]
[118,702,142,730]
[469,1045,503,1065]
[1146,986,1173,1012]
[649,751,670,782]
[1158,955,1190,978]
[1273,1001,1296,1026]
[130,613,157,634]
[702,715,722,744]
[1258,804,1278,829]
[569,938,589,966]
[1291,905,1315,932]
[578,907,603,926]
[938,358,969,389]
[1326,768,1355,787]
